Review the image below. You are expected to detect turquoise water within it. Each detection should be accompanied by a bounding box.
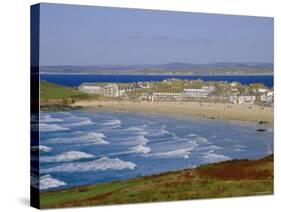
[38,111,273,191]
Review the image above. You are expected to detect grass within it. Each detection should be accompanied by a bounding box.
[40,80,89,101]
[40,154,273,209]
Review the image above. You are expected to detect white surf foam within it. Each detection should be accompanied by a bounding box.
[40,115,63,123]
[41,157,136,173]
[125,126,146,132]
[148,125,177,138]
[203,150,231,163]
[64,119,94,127]
[41,151,94,163]
[40,123,70,132]
[102,119,121,128]
[122,135,149,146]
[147,148,191,159]
[40,175,66,190]
[80,132,109,144]
[31,145,52,152]
[196,145,223,151]
[46,132,109,145]
[130,145,151,154]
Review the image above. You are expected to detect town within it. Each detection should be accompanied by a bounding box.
[78,79,274,106]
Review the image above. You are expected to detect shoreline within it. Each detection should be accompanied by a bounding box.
[73,100,274,127]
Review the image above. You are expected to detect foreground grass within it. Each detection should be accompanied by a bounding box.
[40,80,89,101]
[40,155,273,208]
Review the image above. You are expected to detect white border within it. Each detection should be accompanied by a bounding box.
[0,0,280,211]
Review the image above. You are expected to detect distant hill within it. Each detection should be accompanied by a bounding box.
[40,62,273,75]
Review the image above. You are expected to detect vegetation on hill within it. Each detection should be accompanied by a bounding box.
[40,80,89,101]
[40,155,273,209]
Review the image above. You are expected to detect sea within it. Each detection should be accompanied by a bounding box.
[38,111,273,191]
[40,74,274,88]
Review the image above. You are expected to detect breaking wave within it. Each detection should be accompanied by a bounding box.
[101,119,121,128]
[46,132,109,145]
[40,175,66,190]
[121,135,149,146]
[41,157,136,173]
[202,150,231,163]
[147,148,191,159]
[130,145,151,154]
[63,119,94,127]
[40,115,63,123]
[41,151,94,163]
[40,123,70,132]
[31,145,52,152]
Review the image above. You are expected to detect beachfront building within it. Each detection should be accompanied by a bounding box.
[138,93,154,102]
[78,83,103,95]
[183,88,209,99]
[183,86,215,100]
[103,84,119,97]
[229,94,256,104]
[260,91,274,103]
[117,83,136,97]
[153,92,182,101]
[202,86,215,93]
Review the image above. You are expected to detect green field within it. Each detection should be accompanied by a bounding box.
[40,155,273,209]
[40,80,89,101]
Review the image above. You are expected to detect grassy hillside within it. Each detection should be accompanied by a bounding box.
[40,80,89,101]
[40,155,273,209]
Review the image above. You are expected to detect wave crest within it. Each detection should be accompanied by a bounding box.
[41,151,94,163]
[40,175,66,190]
[41,157,136,173]
[40,123,70,132]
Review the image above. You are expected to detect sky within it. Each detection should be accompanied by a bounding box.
[39,3,274,66]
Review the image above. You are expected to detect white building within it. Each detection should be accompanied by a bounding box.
[138,93,154,101]
[78,83,103,95]
[230,94,256,104]
[238,95,256,104]
[258,88,267,93]
[103,84,119,97]
[202,86,215,93]
[153,92,182,101]
[183,88,209,99]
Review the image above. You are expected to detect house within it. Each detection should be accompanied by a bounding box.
[153,92,182,101]
[202,86,215,93]
[238,95,256,104]
[78,83,103,95]
[229,94,256,104]
[257,88,267,93]
[103,84,119,97]
[138,93,154,101]
[259,91,274,103]
[183,88,209,99]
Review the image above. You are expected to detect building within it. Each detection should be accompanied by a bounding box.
[78,83,103,95]
[202,86,215,93]
[153,92,182,101]
[117,83,135,97]
[138,93,154,101]
[103,84,119,97]
[230,94,256,104]
[183,88,209,99]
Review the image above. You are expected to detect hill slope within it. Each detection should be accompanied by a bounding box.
[40,155,273,208]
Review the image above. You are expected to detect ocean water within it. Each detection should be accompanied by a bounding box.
[38,111,273,191]
[40,74,274,88]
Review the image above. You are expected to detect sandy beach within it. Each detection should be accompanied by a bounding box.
[73,100,274,126]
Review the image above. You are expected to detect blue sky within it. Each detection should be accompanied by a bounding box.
[39,3,273,66]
